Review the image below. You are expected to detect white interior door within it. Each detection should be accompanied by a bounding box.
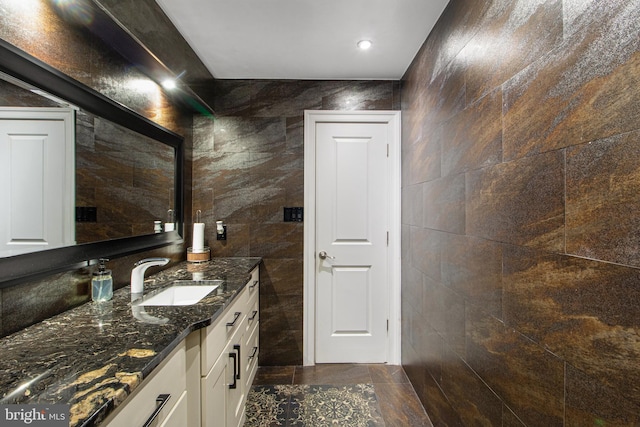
[314,121,390,363]
[0,108,75,256]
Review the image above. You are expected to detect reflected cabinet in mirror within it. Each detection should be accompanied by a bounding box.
[0,39,184,287]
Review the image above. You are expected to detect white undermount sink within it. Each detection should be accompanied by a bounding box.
[136,280,222,306]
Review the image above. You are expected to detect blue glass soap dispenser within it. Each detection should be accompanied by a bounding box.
[92,258,113,302]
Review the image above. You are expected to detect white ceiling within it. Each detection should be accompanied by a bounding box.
[154,0,449,80]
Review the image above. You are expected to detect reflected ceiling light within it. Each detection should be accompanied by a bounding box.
[357,40,372,50]
[127,79,158,93]
[51,0,94,26]
[6,0,40,13]
[161,79,177,90]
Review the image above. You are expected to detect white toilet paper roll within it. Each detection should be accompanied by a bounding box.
[193,223,205,252]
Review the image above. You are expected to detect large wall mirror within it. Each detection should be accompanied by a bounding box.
[0,39,184,288]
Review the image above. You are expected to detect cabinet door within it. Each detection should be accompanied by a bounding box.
[226,334,245,427]
[202,332,245,427]
[201,350,228,427]
[201,266,260,427]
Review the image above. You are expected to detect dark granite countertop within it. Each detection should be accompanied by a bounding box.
[0,257,261,427]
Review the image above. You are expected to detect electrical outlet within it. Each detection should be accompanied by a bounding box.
[284,207,303,222]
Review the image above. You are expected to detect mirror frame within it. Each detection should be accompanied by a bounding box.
[0,39,184,289]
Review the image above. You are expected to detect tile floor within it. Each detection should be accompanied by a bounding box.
[246,364,433,426]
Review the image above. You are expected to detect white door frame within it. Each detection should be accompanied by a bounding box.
[303,110,401,366]
[0,107,76,253]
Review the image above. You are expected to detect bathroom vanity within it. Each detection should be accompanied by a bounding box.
[0,257,261,427]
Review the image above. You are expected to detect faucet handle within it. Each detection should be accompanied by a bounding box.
[131,258,171,295]
[134,257,170,267]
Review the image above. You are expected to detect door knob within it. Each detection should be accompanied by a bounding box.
[318,251,335,260]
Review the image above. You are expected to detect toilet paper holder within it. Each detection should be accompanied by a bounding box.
[216,220,227,241]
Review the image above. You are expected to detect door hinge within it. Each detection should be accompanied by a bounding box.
[386,144,389,157]
[386,231,389,246]
[386,319,389,332]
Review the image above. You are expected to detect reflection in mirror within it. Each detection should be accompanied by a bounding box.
[0,29,185,289]
[75,110,174,243]
[0,106,75,257]
[0,72,175,257]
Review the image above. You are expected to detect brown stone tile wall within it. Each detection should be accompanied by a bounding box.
[193,80,400,365]
[402,0,640,424]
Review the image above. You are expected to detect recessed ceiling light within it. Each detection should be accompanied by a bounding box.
[357,40,372,50]
[162,79,177,90]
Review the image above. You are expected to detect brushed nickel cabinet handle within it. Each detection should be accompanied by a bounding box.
[226,311,241,327]
[229,351,237,389]
[249,346,258,359]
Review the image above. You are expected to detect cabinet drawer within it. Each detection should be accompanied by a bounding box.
[225,337,246,427]
[201,332,245,427]
[103,341,186,427]
[245,292,259,334]
[201,348,228,427]
[246,267,259,300]
[200,286,250,374]
[243,320,259,390]
[158,390,188,427]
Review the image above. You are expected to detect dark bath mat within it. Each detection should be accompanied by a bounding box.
[245,384,385,426]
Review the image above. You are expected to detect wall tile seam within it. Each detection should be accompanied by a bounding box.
[456,145,564,176]
[502,127,640,163]
[408,2,553,101]
[409,238,631,286]
[404,173,445,186]
[562,148,568,256]
[419,24,484,89]
[479,318,567,376]
[563,359,640,414]
[463,324,567,420]
[439,343,506,414]
[548,251,640,272]
[460,82,502,111]
[440,157,509,181]
[464,30,564,109]
[260,293,303,299]
[496,238,640,272]
[461,237,567,259]
[409,227,465,239]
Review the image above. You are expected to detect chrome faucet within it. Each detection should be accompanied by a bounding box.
[130,257,170,296]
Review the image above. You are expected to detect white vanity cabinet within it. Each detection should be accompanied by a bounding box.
[102,340,188,427]
[102,266,259,427]
[201,266,260,427]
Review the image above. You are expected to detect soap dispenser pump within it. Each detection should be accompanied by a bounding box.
[92,258,113,302]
